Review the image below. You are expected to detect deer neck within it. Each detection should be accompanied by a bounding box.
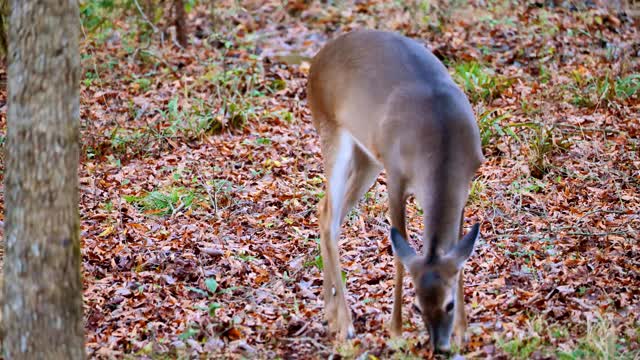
[416,176,465,263]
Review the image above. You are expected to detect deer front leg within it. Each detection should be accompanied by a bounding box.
[454,210,468,347]
[453,269,468,348]
[388,182,407,337]
[390,256,405,336]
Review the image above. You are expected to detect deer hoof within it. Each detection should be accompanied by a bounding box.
[337,325,356,341]
[389,323,403,337]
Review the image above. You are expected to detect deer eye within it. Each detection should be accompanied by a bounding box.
[412,303,422,314]
[445,301,454,313]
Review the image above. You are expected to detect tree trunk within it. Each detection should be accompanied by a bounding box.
[3,0,84,359]
[0,0,7,62]
[175,0,188,47]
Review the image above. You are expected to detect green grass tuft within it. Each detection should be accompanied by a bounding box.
[124,187,196,216]
[452,62,512,103]
[569,72,640,108]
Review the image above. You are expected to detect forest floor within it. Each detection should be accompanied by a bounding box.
[1,0,639,359]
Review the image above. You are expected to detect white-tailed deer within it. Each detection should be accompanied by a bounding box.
[307,30,484,352]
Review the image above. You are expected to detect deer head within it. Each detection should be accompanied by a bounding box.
[390,223,480,351]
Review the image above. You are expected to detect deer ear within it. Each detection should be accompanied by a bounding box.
[447,223,480,269]
[390,227,417,268]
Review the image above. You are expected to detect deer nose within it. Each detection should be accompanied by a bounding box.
[430,329,451,354]
[434,341,451,354]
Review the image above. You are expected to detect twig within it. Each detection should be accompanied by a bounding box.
[134,102,149,121]
[565,231,629,237]
[555,124,625,135]
[137,49,180,78]
[80,23,125,139]
[282,337,331,352]
[170,198,186,217]
[131,0,161,37]
[197,171,218,218]
[575,209,628,224]
[195,251,207,283]
[118,195,125,243]
[493,234,551,240]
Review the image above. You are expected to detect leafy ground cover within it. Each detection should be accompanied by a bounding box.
[0,0,639,358]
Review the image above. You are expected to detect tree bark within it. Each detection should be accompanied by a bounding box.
[3,0,85,359]
[0,0,7,61]
[175,0,188,47]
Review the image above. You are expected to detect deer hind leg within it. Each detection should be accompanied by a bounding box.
[319,128,381,341]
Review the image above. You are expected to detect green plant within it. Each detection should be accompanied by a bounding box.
[528,125,554,178]
[539,64,551,84]
[210,62,263,129]
[335,339,361,359]
[509,177,546,195]
[496,316,548,358]
[204,279,222,316]
[124,187,196,216]
[385,337,424,360]
[468,178,485,204]
[189,278,223,317]
[102,200,114,212]
[235,250,258,262]
[498,335,542,359]
[495,315,637,360]
[525,124,569,179]
[188,58,266,136]
[569,73,640,108]
[534,9,559,36]
[110,127,145,154]
[407,0,439,32]
[256,137,272,145]
[178,324,199,340]
[206,178,235,210]
[613,74,640,100]
[557,317,628,360]
[303,238,324,271]
[476,109,516,147]
[480,14,517,28]
[134,77,152,92]
[80,0,115,32]
[155,97,218,140]
[405,0,466,33]
[452,62,512,103]
[83,70,99,87]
